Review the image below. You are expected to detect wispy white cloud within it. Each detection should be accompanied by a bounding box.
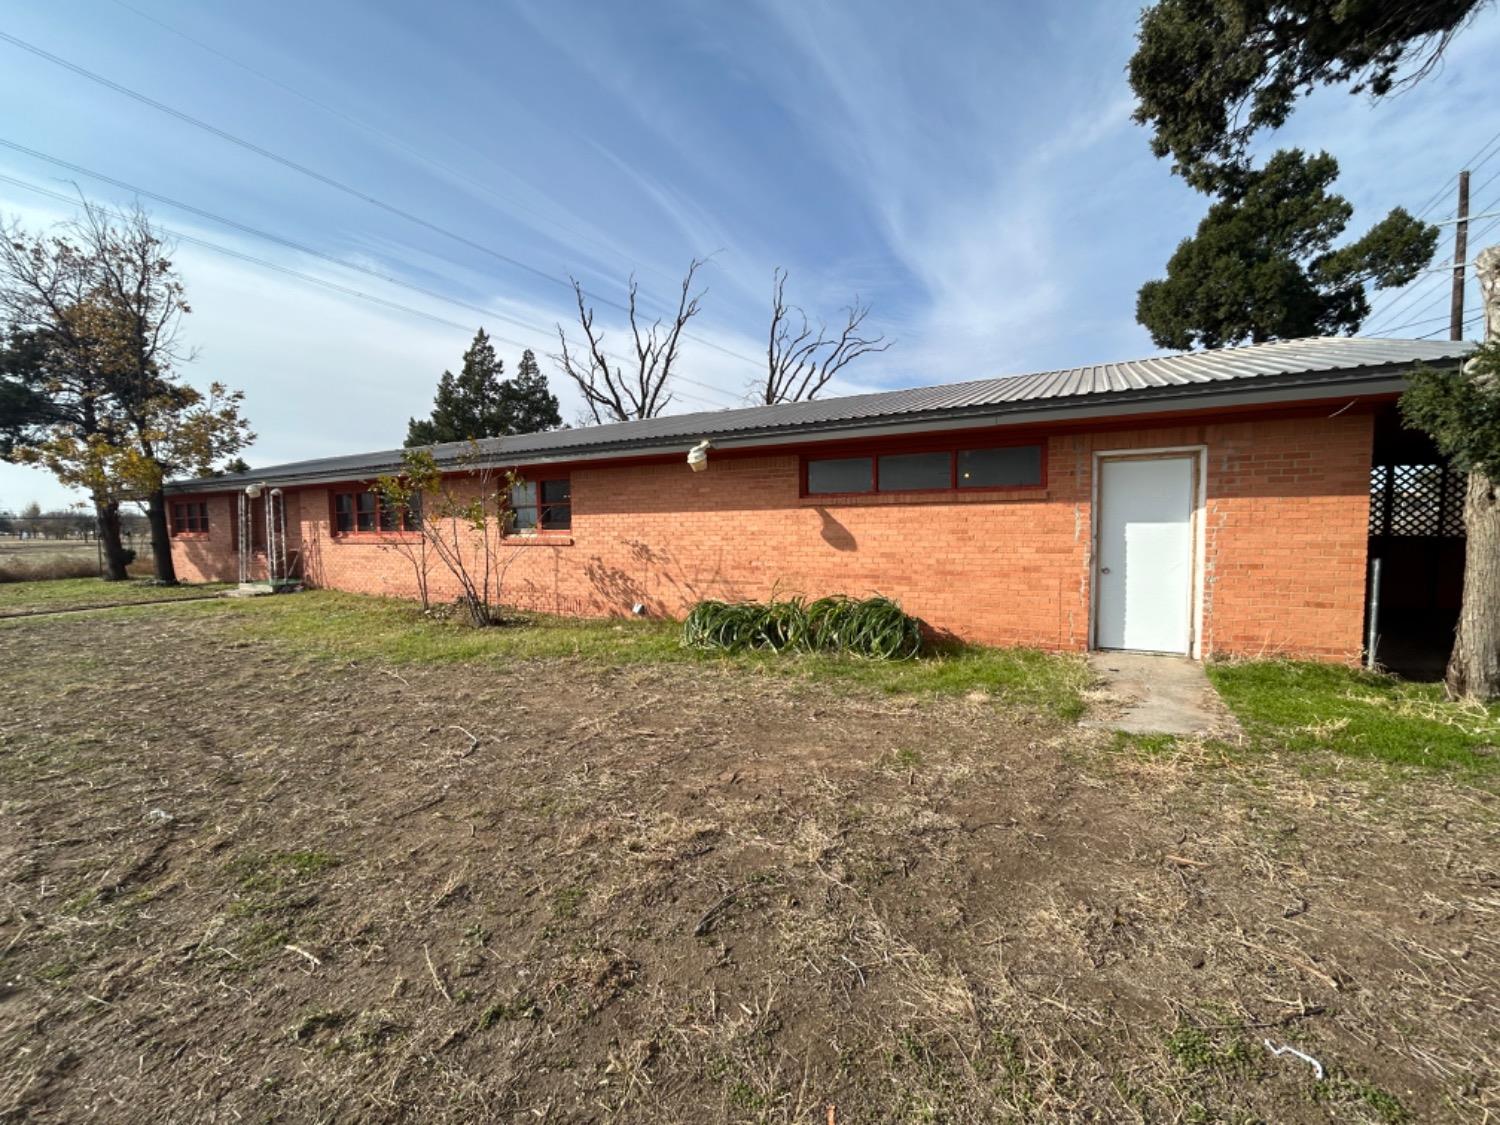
[4,0,1500,515]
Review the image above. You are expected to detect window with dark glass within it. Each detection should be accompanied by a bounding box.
[807,457,874,495]
[355,491,377,532]
[170,501,209,534]
[509,478,571,533]
[539,478,571,530]
[958,445,1042,488]
[378,495,399,531]
[805,443,1043,496]
[333,489,420,534]
[877,451,950,491]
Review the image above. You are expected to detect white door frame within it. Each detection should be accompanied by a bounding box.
[1089,444,1208,659]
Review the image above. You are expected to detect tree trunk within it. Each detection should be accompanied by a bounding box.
[1447,244,1500,700]
[95,498,130,581]
[145,488,178,584]
[1446,470,1500,699]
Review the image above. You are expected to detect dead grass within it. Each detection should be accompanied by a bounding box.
[0,603,1495,1122]
[0,538,157,582]
[0,555,101,582]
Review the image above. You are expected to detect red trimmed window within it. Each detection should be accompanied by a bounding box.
[508,477,571,533]
[170,500,209,535]
[803,442,1044,496]
[332,489,422,535]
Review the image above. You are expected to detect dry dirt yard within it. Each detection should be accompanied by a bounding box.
[0,601,1495,1123]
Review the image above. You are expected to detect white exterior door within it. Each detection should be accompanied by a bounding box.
[1094,455,1196,655]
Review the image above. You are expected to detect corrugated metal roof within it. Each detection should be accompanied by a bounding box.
[170,336,1474,491]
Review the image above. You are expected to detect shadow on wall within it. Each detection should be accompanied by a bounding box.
[301,528,325,588]
[815,508,856,552]
[581,537,752,617]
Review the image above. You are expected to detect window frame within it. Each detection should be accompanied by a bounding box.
[169,499,210,536]
[799,436,1047,499]
[505,475,572,536]
[330,486,423,538]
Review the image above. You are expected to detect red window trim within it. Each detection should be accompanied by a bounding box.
[504,475,572,538]
[798,437,1047,499]
[170,500,210,536]
[329,486,422,539]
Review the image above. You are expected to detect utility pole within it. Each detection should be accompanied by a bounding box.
[1450,169,1470,341]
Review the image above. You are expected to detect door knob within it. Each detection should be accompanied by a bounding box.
[1100,567,1111,574]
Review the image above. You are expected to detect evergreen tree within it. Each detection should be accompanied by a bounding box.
[1130,0,1485,194]
[407,334,562,445]
[502,349,563,433]
[406,329,506,446]
[1136,150,1436,350]
[1128,0,1496,698]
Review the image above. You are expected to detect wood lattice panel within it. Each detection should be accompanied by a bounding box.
[1369,464,1467,538]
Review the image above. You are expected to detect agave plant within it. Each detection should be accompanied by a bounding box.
[682,593,923,659]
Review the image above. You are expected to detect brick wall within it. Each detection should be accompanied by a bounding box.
[171,410,1374,661]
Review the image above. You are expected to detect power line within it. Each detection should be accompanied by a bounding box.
[103,0,643,283]
[0,137,745,408]
[1364,309,1461,335]
[1416,312,1482,340]
[1363,273,1451,334]
[1465,131,1500,181]
[1369,288,1454,336]
[0,29,769,374]
[1472,166,1500,203]
[0,173,740,414]
[1410,127,1500,222]
[0,141,574,345]
[1409,173,1458,223]
[1368,138,1500,324]
[1434,207,1500,226]
[1466,209,1500,247]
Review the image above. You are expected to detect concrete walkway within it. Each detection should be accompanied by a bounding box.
[1083,652,1239,737]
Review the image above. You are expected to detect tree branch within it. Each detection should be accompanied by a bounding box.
[553,261,705,423]
[763,268,890,404]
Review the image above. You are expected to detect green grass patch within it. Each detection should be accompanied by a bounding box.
[1109,731,1186,758]
[477,994,542,1028]
[228,850,340,892]
[209,591,1090,719]
[0,576,229,615]
[1165,1024,1252,1074]
[778,642,1092,719]
[1314,1076,1410,1124]
[223,590,687,666]
[1208,660,1500,776]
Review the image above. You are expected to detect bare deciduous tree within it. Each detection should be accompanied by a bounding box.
[555,260,705,424]
[376,444,530,628]
[762,268,890,404]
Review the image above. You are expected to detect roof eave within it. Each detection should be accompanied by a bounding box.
[164,363,1420,494]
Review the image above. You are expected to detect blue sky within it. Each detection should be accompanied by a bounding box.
[3,0,1500,510]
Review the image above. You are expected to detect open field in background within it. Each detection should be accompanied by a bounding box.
[1,591,1495,1122]
[0,537,156,582]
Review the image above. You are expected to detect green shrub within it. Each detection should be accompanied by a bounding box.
[682,594,923,659]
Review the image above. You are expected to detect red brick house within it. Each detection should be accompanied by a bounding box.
[166,337,1474,665]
